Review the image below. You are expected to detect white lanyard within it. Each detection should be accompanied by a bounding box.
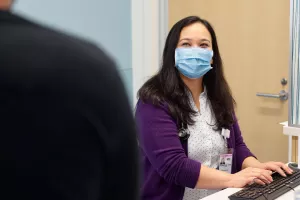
[219,128,233,174]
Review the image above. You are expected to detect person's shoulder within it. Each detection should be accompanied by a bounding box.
[2,16,119,97]
[44,27,112,64]
[135,100,178,132]
[135,99,170,118]
[5,15,114,69]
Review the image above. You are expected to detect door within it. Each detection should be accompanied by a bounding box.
[169,0,292,162]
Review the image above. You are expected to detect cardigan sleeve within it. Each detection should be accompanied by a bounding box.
[135,101,201,188]
[233,115,256,171]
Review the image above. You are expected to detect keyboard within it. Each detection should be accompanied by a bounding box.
[229,167,300,200]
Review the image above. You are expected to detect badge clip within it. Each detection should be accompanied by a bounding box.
[221,128,230,139]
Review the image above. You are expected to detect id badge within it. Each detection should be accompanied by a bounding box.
[218,148,234,174]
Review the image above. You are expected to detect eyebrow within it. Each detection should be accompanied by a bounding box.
[179,38,211,43]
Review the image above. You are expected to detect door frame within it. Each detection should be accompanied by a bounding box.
[131,0,168,106]
[289,0,300,128]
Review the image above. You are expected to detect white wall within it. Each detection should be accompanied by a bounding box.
[131,0,168,106]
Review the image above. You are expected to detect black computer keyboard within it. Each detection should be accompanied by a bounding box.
[229,166,300,200]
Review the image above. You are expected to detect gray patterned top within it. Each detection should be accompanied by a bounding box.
[183,89,227,200]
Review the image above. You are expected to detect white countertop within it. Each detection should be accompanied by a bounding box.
[202,185,300,200]
[203,163,300,200]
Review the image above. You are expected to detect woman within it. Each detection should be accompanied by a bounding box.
[135,16,292,200]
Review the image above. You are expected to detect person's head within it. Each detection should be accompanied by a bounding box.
[0,0,14,10]
[138,16,235,130]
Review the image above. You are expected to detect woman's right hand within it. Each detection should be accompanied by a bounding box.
[225,167,273,188]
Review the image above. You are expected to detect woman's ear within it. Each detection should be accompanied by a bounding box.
[210,58,213,64]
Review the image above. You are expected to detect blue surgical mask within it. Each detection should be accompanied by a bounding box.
[175,47,214,79]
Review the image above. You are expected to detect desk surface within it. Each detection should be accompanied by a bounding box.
[202,163,299,199]
[202,186,300,200]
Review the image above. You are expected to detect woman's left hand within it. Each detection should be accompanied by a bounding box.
[260,162,293,177]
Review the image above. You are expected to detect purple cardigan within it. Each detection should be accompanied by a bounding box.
[135,100,255,200]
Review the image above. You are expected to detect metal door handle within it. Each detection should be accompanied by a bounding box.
[256,90,288,101]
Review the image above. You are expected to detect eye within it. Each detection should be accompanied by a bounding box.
[200,43,209,48]
[182,42,191,47]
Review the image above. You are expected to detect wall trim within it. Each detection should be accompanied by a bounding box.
[131,0,169,106]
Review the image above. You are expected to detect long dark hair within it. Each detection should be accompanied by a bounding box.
[138,16,236,130]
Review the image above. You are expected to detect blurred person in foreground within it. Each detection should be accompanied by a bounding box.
[0,1,139,200]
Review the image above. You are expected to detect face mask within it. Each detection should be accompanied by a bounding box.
[175,47,214,79]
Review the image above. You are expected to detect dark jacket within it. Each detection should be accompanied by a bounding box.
[0,10,138,200]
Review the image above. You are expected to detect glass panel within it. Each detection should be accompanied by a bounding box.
[290,0,300,126]
[119,68,133,107]
[13,0,133,105]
